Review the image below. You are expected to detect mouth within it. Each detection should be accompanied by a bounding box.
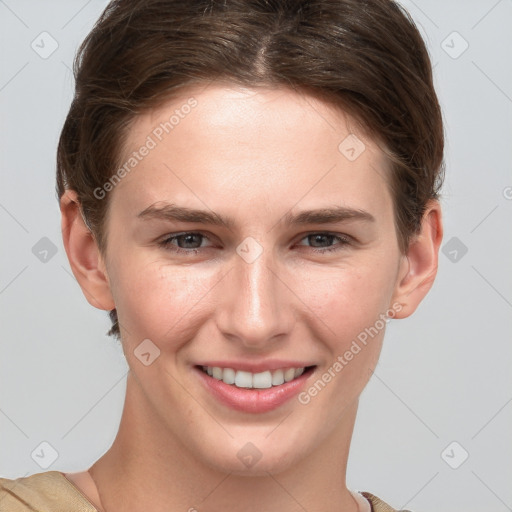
[194,364,317,413]
[198,365,316,389]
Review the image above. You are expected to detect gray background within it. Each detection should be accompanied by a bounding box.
[1,1,511,510]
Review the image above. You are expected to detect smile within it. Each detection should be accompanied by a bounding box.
[194,364,316,413]
[200,365,312,389]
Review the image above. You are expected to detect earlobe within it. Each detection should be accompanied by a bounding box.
[60,190,115,311]
[392,200,443,319]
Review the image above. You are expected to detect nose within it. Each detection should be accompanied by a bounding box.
[215,247,296,350]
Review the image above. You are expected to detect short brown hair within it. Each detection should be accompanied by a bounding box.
[57,0,445,339]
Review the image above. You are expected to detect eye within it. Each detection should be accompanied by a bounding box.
[297,233,351,253]
[158,232,211,254]
[157,231,352,256]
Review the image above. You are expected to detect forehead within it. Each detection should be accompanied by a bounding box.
[113,83,393,218]
[131,83,374,150]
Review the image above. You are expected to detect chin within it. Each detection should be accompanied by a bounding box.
[209,451,300,477]
[195,432,310,477]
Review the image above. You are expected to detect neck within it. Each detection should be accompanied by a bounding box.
[89,372,361,512]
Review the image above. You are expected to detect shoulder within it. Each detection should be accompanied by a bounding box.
[361,491,413,512]
[0,471,98,512]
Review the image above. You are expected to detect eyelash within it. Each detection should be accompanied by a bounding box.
[158,231,352,255]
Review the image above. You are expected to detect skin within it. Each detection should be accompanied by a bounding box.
[60,84,442,512]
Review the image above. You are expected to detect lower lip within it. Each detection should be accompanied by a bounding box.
[194,366,314,413]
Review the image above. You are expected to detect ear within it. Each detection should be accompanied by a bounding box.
[60,190,115,311]
[391,200,443,319]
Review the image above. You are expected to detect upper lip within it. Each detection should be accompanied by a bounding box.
[195,360,316,373]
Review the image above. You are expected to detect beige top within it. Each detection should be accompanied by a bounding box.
[0,471,409,511]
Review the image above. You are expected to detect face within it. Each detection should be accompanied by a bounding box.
[99,84,406,474]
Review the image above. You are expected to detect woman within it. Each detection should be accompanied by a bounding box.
[0,0,443,510]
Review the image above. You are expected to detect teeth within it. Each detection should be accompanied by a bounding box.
[203,366,308,389]
[271,369,284,386]
[223,367,236,385]
[235,370,253,388]
[284,368,296,382]
[253,371,272,389]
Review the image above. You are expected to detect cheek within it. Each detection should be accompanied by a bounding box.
[108,256,219,348]
[295,265,396,413]
[297,260,397,341]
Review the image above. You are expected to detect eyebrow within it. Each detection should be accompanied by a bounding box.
[137,202,375,229]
